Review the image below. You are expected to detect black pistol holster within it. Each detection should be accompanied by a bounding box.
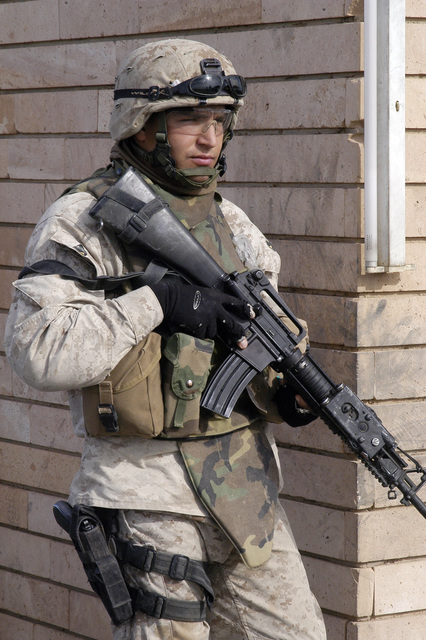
[53,501,214,626]
[53,500,133,625]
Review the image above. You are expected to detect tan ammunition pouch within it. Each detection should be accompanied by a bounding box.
[82,332,164,437]
[82,332,270,439]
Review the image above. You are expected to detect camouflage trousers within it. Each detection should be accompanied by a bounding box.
[112,505,326,640]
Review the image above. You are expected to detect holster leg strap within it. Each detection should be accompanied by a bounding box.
[129,586,207,622]
[114,538,214,607]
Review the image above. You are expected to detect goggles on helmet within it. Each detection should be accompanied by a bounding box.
[114,57,247,103]
[165,108,234,137]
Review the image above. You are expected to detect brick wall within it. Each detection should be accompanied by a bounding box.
[0,1,425,638]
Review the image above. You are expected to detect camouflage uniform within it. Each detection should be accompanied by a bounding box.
[4,38,326,639]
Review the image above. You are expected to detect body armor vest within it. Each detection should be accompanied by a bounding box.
[68,160,280,568]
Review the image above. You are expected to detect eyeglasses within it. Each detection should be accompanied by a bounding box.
[165,108,234,137]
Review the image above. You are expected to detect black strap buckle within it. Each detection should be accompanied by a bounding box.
[169,554,190,581]
[98,404,119,433]
[153,595,166,618]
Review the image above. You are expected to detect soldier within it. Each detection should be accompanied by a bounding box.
[4,39,327,639]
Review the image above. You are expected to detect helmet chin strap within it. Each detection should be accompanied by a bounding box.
[140,111,230,189]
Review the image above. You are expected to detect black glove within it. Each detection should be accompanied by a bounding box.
[151,278,253,341]
[274,384,316,428]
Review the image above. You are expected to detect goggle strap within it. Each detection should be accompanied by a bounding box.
[114,75,246,102]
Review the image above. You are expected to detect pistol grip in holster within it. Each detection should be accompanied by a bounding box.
[53,500,133,626]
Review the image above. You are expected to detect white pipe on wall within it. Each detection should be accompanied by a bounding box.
[364,0,378,269]
[364,0,406,272]
[377,0,406,269]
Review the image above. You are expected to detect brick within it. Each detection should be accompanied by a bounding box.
[0,441,80,495]
[0,484,28,529]
[347,612,426,640]
[0,526,51,578]
[278,448,376,509]
[375,348,426,400]
[0,568,69,627]
[281,499,356,561]
[61,0,260,38]
[375,558,426,615]
[33,626,85,640]
[0,42,115,91]
[0,227,33,267]
[28,491,72,540]
[274,418,346,455]
[0,398,81,452]
[407,0,426,17]
[0,139,8,178]
[0,356,13,395]
[8,138,65,180]
[406,23,426,75]
[357,507,426,562]
[303,555,374,617]
[239,78,348,130]
[324,613,348,640]
[262,0,355,21]
[59,0,140,39]
[70,590,113,640]
[0,182,45,224]
[0,95,16,135]
[227,133,362,185]
[370,401,426,449]
[338,294,426,347]
[0,397,31,442]
[118,23,362,80]
[352,295,426,347]
[406,132,426,184]
[406,77,426,130]
[406,185,426,237]
[215,23,362,77]
[275,239,361,292]
[64,137,112,181]
[15,90,99,134]
[99,89,113,133]
[33,625,105,640]
[0,0,59,45]
[219,185,361,238]
[283,498,426,564]
[29,403,82,453]
[275,239,426,294]
[0,612,34,640]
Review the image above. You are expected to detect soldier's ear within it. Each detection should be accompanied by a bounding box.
[134,128,147,143]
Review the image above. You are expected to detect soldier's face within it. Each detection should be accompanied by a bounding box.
[134,110,224,183]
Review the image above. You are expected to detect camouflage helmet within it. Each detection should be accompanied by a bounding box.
[109,38,246,141]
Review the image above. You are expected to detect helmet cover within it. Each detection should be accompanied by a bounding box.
[110,38,244,141]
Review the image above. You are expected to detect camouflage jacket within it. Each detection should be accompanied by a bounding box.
[4,158,285,566]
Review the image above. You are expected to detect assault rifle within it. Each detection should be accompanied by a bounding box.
[89,167,426,519]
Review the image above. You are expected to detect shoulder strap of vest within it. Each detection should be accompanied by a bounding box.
[18,259,168,291]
